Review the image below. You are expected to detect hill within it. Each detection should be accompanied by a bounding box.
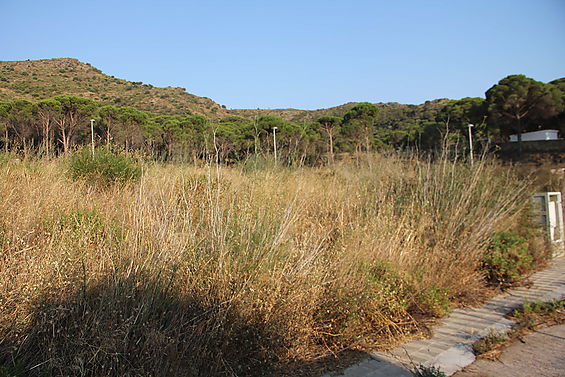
[230,103,359,123]
[0,58,451,124]
[0,58,229,118]
[230,99,451,124]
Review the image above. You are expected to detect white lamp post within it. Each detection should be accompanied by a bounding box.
[467,124,474,165]
[90,119,96,156]
[272,126,278,164]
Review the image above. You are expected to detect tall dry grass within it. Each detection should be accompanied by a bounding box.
[0,154,530,376]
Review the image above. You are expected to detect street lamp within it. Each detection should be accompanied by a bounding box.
[90,119,96,156]
[467,124,474,165]
[272,126,278,164]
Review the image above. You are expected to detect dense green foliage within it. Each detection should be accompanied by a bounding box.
[483,231,532,285]
[486,74,563,141]
[0,60,564,163]
[68,147,142,185]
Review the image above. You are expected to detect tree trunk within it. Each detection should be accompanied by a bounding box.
[328,129,334,163]
[62,128,68,155]
[167,141,173,161]
[45,130,50,157]
[364,125,370,153]
[43,120,50,157]
[355,144,360,167]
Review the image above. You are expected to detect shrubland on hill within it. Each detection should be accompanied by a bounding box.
[0,58,449,123]
[0,58,228,119]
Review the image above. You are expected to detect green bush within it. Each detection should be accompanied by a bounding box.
[419,286,450,317]
[482,231,532,286]
[68,148,142,185]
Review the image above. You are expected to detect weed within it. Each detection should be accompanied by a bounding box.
[472,330,509,355]
[512,299,565,329]
[412,364,447,377]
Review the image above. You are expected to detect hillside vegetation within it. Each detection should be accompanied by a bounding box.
[1,59,563,164]
[0,58,450,124]
[230,100,450,124]
[0,58,228,118]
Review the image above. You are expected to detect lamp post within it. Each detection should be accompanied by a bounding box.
[272,126,278,164]
[467,124,474,165]
[90,119,96,156]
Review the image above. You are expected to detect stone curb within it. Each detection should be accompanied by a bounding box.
[325,256,565,377]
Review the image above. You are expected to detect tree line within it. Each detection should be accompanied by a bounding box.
[0,74,563,163]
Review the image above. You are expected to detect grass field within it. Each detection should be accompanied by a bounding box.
[0,153,546,376]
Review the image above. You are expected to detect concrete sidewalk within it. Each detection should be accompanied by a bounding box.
[452,323,565,377]
[325,256,565,377]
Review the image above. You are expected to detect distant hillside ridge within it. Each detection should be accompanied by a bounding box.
[230,99,452,123]
[0,58,229,119]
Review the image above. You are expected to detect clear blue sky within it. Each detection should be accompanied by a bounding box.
[1,0,564,110]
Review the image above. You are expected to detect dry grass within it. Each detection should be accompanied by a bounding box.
[0,154,531,376]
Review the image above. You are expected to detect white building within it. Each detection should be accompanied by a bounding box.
[509,129,560,142]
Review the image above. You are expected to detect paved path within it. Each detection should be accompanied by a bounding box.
[452,323,565,377]
[325,256,565,377]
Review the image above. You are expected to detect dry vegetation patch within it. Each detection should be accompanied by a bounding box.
[0,155,544,376]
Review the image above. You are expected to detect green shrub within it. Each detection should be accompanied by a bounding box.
[68,148,142,185]
[482,231,532,286]
[419,286,450,317]
[365,262,412,313]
